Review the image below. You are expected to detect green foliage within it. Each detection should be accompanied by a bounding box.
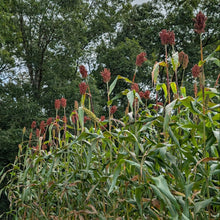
[1,40,220,218]
[0,0,220,218]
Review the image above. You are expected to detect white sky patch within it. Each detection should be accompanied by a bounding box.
[132,0,149,5]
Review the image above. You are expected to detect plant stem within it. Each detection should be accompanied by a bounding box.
[165,44,170,103]
[86,78,94,113]
[132,66,138,83]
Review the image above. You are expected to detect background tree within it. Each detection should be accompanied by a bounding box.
[0,0,132,214]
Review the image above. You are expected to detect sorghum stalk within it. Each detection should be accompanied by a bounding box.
[132,65,138,83]
[172,45,179,97]
[86,78,94,113]
[165,44,171,103]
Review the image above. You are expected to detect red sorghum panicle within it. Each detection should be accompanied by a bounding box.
[154,102,163,110]
[139,91,144,98]
[160,29,170,45]
[40,121,45,130]
[29,132,32,141]
[159,29,175,45]
[110,105,117,115]
[193,11,207,34]
[100,116,105,121]
[42,144,47,150]
[33,145,39,151]
[100,116,107,129]
[62,116,67,124]
[84,116,90,123]
[182,53,189,69]
[74,100,79,110]
[144,90,150,99]
[136,52,147,66]
[192,64,200,78]
[79,65,88,78]
[36,129,40,137]
[79,82,88,95]
[31,121,36,129]
[168,31,175,45]
[101,68,111,83]
[131,83,139,93]
[55,99,61,110]
[46,117,53,125]
[56,115,60,120]
[179,51,189,70]
[71,110,78,124]
[40,121,46,134]
[60,97,67,108]
[178,51,185,64]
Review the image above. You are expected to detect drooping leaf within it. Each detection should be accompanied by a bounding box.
[171,51,179,71]
[152,61,160,86]
[168,127,180,147]
[194,198,212,214]
[135,187,142,215]
[108,159,124,194]
[215,45,220,51]
[156,83,168,100]
[152,175,179,210]
[78,106,84,130]
[163,99,177,132]
[108,76,118,96]
[170,82,177,95]
[118,75,133,83]
[213,129,220,143]
[180,87,186,97]
[127,90,134,112]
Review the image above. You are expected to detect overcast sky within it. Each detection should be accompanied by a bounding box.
[132,0,148,5]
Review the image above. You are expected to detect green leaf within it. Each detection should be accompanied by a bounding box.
[181,213,190,220]
[108,160,124,194]
[135,92,144,105]
[121,130,144,153]
[159,61,167,67]
[135,187,142,215]
[118,75,132,83]
[166,99,177,115]
[163,113,170,133]
[170,82,177,95]
[152,62,160,85]
[215,45,220,51]
[108,76,118,96]
[124,159,141,169]
[213,130,220,143]
[194,198,212,214]
[86,182,100,201]
[78,106,84,130]
[180,87,186,97]
[168,127,180,147]
[156,83,167,100]
[211,57,220,67]
[198,60,206,67]
[127,90,134,112]
[164,99,177,132]
[107,100,113,106]
[185,183,194,198]
[152,175,179,211]
[171,51,179,71]
[190,101,203,116]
